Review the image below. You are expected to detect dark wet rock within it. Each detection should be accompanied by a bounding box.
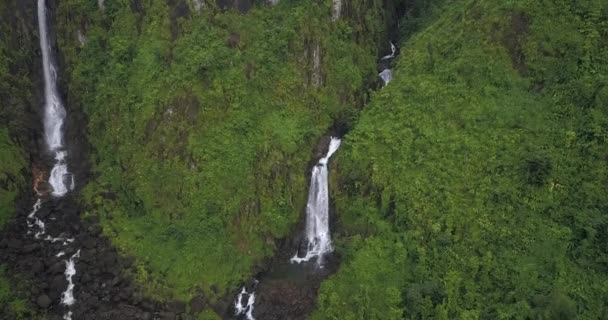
[7,238,22,249]
[22,243,40,253]
[159,311,176,320]
[189,296,205,313]
[50,274,67,293]
[101,251,116,266]
[36,294,52,308]
[49,261,65,274]
[87,224,102,236]
[83,236,97,249]
[168,300,186,313]
[31,259,45,273]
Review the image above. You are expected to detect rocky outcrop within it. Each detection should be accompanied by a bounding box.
[0,195,201,319]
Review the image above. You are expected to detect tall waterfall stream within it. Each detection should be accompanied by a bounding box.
[26,1,81,319]
[290,137,341,266]
[230,41,398,319]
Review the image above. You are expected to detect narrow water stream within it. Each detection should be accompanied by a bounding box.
[28,1,81,319]
[229,41,399,319]
[290,137,341,266]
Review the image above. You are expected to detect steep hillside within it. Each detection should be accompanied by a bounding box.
[316,0,608,319]
[0,1,42,318]
[54,0,397,305]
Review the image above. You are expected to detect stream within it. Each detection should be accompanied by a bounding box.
[229,41,399,319]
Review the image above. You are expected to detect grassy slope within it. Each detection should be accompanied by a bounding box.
[56,0,389,301]
[315,0,608,319]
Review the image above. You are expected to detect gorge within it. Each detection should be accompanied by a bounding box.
[1,0,608,319]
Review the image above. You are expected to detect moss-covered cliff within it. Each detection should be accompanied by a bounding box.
[0,1,43,318]
[2,0,607,318]
[316,0,608,319]
[53,0,396,305]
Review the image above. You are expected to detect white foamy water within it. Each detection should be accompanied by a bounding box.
[27,198,75,244]
[192,0,203,12]
[63,311,73,320]
[379,69,392,86]
[291,137,341,266]
[38,0,74,197]
[234,285,256,320]
[381,41,396,60]
[36,3,81,319]
[61,250,80,307]
[331,0,342,21]
[49,151,72,197]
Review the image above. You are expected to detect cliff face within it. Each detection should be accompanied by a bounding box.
[0,1,41,318]
[5,0,605,319]
[50,0,399,314]
[0,0,38,225]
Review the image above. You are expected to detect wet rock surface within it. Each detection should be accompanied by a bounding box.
[216,234,340,320]
[0,194,193,319]
[215,150,342,320]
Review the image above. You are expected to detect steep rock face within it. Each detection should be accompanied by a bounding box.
[0,1,192,318]
[0,0,39,219]
[0,0,48,318]
[51,0,400,317]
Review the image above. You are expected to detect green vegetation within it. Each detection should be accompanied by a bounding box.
[0,2,37,318]
[315,0,608,319]
[0,265,38,319]
[0,128,25,227]
[55,0,392,302]
[0,0,28,228]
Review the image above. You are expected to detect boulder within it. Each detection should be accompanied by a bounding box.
[36,294,52,308]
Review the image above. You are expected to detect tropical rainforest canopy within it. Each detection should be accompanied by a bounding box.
[1,0,607,319]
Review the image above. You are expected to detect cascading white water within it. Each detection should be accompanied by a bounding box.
[291,137,341,266]
[38,0,74,197]
[61,250,81,307]
[379,42,397,87]
[331,0,342,21]
[381,41,396,60]
[379,69,392,86]
[36,2,81,318]
[234,280,258,320]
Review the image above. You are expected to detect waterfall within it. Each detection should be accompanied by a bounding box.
[234,280,258,320]
[291,137,341,266]
[331,0,342,21]
[381,41,396,60]
[35,2,81,319]
[191,0,203,12]
[379,42,397,87]
[60,250,81,307]
[379,69,392,86]
[38,0,74,197]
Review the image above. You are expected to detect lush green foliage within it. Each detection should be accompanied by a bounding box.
[0,0,28,228]
[0,265,38,319]
[315,0,608,319]
[0,128,25,227]
[56,0,390,302]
